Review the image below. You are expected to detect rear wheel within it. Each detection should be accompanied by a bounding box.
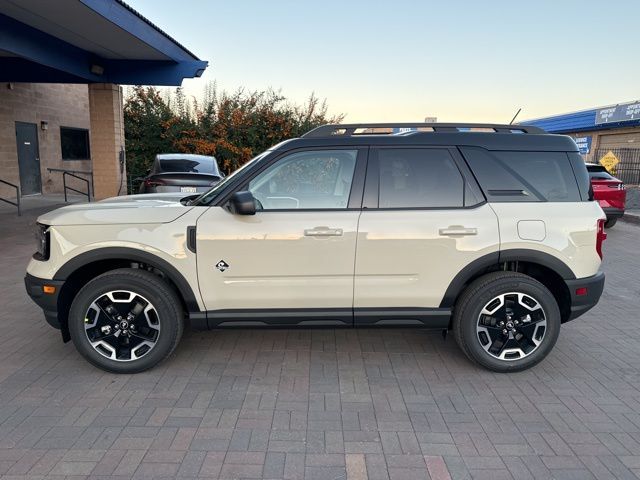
[68,268,183,373]
[604,217,617,228]
[452,272,560,372]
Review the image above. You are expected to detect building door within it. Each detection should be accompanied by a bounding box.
[15,122,42,195]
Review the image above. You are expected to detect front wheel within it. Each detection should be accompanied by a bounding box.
[452,272,561,372]
[604,217,617,228]
[68,268,184,373]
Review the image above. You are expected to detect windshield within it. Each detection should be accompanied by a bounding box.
[190,151,270,206]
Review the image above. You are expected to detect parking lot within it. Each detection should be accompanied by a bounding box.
[1,206,640,480]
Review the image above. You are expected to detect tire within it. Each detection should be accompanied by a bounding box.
[604,218,617,228]
[452,271,560,372]
[68,268,184,373]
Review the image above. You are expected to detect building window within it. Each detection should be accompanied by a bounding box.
[60,127,90,160]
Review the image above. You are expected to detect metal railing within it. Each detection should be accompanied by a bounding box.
[0,178,21,215]
[47,168,93,202]
[127,174,143,195]
[584,148,640,185]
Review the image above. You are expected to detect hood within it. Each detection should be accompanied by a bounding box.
[38,193,195,226]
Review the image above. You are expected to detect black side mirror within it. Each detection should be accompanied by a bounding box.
[228,191,257,215]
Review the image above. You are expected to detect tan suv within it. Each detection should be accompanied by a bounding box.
[25,123,607,373]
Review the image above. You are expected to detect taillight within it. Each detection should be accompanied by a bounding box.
[144,178,165,187]
[596,219,607,259]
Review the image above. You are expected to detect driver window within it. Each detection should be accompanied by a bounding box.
[248,149,357,210]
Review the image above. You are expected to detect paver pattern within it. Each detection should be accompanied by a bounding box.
[1,206,640,479]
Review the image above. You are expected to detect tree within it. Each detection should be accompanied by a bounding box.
[123,83,343,187]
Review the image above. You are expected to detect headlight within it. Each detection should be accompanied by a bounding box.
[34,223,49,260]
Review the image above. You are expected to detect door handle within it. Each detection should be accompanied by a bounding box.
[439,226,477,236]
[304,226,343,237]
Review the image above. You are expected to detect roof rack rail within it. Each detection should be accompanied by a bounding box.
[302,123,545,138]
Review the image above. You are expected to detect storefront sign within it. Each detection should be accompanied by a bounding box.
[596,102,640,125]
[574,136,592,154]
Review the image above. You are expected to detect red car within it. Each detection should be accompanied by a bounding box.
[586,163,626,228]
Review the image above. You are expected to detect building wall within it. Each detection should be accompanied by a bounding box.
[0,83,91,196]
[564,126,640,152]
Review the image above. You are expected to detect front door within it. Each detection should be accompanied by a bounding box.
[15,122,41,195]
[196,147,366,326]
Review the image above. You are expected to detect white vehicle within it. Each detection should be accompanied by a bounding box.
[25,123,607,373]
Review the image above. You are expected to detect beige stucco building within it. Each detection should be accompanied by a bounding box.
[0,0,207,206]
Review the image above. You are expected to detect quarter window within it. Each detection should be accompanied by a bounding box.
[493,152,580,202]
[461,148,582,202]
[248,149,357,210]
[377,148,465,208]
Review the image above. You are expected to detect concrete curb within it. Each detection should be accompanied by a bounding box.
[620,213,640,226]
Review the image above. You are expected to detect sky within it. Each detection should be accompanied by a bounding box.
[127,0,640,123]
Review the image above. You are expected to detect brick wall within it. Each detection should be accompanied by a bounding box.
[0,83,91,196]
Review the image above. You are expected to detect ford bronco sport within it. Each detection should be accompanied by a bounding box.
[25,123,606,373]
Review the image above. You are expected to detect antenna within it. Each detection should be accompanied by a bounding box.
[509,108,522,125]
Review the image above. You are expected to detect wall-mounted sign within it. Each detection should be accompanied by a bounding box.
[574,136,592,154]
[596,101,640,125]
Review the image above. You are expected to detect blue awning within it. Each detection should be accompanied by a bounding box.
[0,0,208,86]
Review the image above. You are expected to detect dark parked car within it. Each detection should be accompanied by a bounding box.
[586,163,626,228]
[138,154,223,194]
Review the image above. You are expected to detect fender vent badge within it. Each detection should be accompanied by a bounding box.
[215,260,229,272]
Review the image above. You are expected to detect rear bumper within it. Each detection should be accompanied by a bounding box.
[24,273,64,329]
[153,186,211,193]
[565,271,605,321]
[602,207,625,219]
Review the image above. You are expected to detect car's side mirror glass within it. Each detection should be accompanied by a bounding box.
[228,191,257,215]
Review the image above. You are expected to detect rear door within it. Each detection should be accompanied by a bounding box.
[354,146,500,326]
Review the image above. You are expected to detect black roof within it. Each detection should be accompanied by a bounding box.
[279,123,579,152]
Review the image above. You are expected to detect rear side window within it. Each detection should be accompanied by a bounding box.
[461,147,581,202]
[377,148,465,208]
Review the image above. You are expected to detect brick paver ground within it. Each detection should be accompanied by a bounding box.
[1,206,640,479]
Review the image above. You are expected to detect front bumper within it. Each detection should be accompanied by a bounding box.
[565,271,605,321]
[24,273,64,329]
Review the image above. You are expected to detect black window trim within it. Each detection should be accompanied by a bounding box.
[362,145,486,211]
[60,126,91,161]
[214,145,369,212]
